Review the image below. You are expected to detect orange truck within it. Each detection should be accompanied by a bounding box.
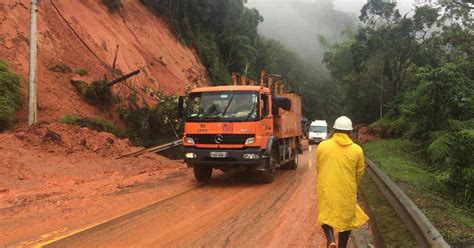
[181,77,302,183]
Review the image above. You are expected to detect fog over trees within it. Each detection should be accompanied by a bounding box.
[246,0,417,67]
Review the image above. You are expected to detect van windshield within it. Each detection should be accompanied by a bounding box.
[310,126,327,132]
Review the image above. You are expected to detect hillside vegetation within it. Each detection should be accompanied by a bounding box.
[363,139,473,243]
[322,0,473,205]
[137,1,473,197]
[0,60,21,131]
[140,0,342,121]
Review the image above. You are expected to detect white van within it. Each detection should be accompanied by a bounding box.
[309,120,328,144]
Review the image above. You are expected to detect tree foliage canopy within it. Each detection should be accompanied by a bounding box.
[323,0,474,205]
[140,0,341,121]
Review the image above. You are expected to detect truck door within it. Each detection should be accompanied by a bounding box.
[260,94,273,137]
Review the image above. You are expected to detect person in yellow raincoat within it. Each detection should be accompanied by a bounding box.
[315,116,368,248]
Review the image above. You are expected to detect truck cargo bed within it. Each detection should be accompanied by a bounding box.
[274,93,301,139]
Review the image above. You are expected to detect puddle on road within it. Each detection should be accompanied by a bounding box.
[307,145,314,169]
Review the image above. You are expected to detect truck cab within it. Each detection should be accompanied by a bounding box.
[182,85,301,183]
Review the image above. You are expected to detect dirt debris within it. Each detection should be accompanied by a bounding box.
[0,123,187,246]
[356,125,380,143]
[0,0,208,128]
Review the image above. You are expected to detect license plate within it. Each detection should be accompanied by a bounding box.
[210,152,227,158]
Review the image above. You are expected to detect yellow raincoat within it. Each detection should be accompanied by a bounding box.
[315,133,368,231]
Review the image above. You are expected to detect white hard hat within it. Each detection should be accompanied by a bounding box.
[333,116,353,131]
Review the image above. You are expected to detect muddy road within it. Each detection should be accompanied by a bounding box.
[41,147,326,247]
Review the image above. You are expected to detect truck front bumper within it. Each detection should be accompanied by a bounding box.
[184,147,264,168]
[309,137,323,143]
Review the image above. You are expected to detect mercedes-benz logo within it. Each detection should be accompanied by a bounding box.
[215,134,224,144]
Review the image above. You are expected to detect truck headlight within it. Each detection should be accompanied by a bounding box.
[245,137,255,145]
[243,153,260,159]
[185,153,197,158]
[185,137,195,144]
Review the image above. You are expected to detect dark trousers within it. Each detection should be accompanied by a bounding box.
[322,224,351,248]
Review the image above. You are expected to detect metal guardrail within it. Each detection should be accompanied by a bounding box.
[115,140,182,159]
[365,157,451,248]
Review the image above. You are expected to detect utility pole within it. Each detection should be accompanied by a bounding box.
[28,0,38,126]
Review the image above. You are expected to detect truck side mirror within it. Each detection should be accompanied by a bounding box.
[178,96,184,118]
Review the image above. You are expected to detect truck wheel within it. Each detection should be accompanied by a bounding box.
[193,166,212,183]
[287,153,298,170]
[261,149,277,183]
[297,142,303,154]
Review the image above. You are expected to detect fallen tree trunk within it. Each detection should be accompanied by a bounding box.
[108,69,141,87]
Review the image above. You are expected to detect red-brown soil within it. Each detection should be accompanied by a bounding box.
[0,123,190,246]
[0,2,374,246]
[0,0,208,127]
[356,125,379,143]
[0,126,370,247]
[34,147,370,248]
[0,1,213,245]
[29,146,328,248]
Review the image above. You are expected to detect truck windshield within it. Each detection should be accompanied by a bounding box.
[310,126,327,132]
[186,91,259,122]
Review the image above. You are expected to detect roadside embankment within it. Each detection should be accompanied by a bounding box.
[0,0,208,127]
[362,139,474,245]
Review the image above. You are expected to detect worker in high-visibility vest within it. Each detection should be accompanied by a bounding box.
[315,116,369,248]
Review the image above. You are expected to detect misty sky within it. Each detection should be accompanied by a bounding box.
[246,0,419,67]
[247,0,417,15]
[333,0,415,14]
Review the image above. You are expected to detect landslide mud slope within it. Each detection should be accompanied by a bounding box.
[0,123,190,246]
[0,0,207,126]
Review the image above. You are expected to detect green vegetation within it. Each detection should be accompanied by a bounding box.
[140,0,261,83]
[101,0,121,13]
[117,92,181,147]
[133,1,473,197]
[69,78,180,151]
[363,139,474,243]
[83,80,113,107]
[139,0,341,121]
[0,60,22,131]
[323,0,473,205]
[60,115,125,138]
[361,175,416,247]
[62,89,182,157]
[71,79,114,109]
[73,68,89,77]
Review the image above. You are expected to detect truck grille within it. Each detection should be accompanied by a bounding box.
[188,134,254,145]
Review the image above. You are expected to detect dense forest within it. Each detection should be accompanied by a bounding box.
[138,0,473,205]
[323,0,473,205]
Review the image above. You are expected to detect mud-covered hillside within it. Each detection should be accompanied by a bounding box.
[0,0,208,126]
